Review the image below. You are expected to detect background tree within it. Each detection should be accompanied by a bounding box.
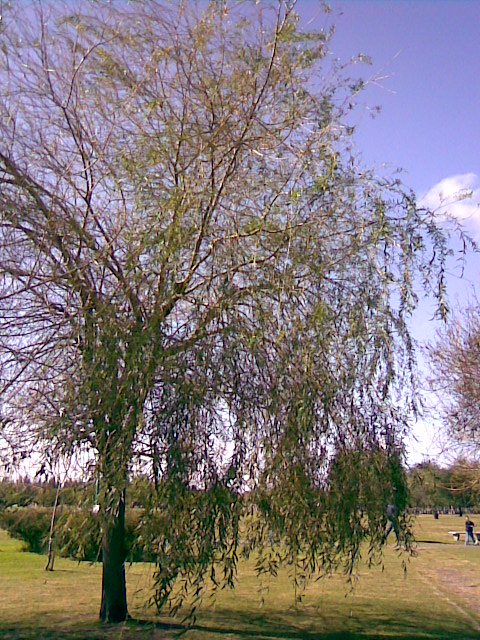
[0,0,454,623]
[407,460,480,513]
[407,461,452,511]
[428,301,480,455]
[445,459,480,511]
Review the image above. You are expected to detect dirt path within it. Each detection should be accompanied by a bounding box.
[418,564,480,631]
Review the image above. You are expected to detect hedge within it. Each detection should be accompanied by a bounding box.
[0,506,151,562]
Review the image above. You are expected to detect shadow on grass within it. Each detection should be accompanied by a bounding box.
[1,606,477,640]
[415,540,453,545]
[132,600,480,640]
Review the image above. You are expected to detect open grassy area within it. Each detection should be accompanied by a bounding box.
[1,516,480,639]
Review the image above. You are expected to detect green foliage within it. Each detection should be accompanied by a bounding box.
[249,446,413,600]
[0,508,51,553]
[0,482,38,508]
[55,509,102,562]
[408,460,480,511]
[0,505,147,562]
[139,482,242,616]
[0,481,93,509]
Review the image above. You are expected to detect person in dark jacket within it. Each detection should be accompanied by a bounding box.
[465,516,476,545]
[384,502,400,544]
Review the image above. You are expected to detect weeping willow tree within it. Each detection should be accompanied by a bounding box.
[0,0,452,623]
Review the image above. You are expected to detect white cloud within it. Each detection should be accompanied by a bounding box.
[419,173,480,233]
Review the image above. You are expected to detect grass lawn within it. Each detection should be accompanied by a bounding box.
[1,515,480,639]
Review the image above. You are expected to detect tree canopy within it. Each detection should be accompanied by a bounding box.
[0,0,454,623]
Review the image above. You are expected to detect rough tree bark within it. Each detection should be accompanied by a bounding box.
[100,493,127,623]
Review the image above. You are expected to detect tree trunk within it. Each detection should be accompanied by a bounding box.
[99,493,128,623]
[45,482,61,571]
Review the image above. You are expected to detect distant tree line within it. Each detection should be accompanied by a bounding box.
[1,460,479,558]
[0,476,152,510]
[1,462,479,516]
[407,459,480,513]
[0,479,90,509]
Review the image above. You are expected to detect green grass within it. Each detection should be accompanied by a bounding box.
[1,516,480,639]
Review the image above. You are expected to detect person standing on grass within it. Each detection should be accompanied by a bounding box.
[384,502,400,544]
[465,516,476,545]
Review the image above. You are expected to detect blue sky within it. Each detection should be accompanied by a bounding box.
[299,0,480,463]
[328,0,479,193]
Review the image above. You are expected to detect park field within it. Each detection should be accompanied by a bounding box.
[1,515,480,639]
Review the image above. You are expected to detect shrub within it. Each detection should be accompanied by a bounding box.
[0,507,51,553]
[0,506,150,562]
